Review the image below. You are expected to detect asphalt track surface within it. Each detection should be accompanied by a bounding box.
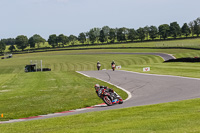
[47,52,175,61]
[62,52,176,61]
[2,53,200,124]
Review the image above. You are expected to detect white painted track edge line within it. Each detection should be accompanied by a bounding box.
[167,54,176,59]
[76,71,90,77]
[119,70,200,81]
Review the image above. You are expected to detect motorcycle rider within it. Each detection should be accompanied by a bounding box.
[111,60,115,66]
[94,84,122,101]
[97,61,101,70]
[111,60,116,71]
[94,84,105,97]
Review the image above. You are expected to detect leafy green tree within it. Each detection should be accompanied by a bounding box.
[144,26,150,40]
[128,28,137,41]
[188,21,195,37]
[149,26,158,40]
[48,34,57,48]
[181,23,191,37]
[8,45,16,52]
[68,35,77,45]
[88,29,96,44]
[57,34,69,47]
[1,38,15,45]
[28,34,45,48]
[194,20,200,36]
[15,35,29,51]
[28,37,35,48]
[85,32,90,44]
[35,34,45,48]
[0,40,6,53]
[40,38,46,46]
[158,24,170,40]
[109,28,116,43]
[99,30,105,44]
[117,28,126,42]
[93,28,101,44]
[169,22,181,38]
[78,33,86,44]
[123,27,129,41]
[136,27,145,41]
[102,26,110,43]
[196,17,200,24]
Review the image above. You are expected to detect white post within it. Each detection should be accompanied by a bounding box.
[35,60,37,72]
[41,60,42,72]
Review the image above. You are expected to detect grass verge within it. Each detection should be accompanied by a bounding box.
[1,98,200,133]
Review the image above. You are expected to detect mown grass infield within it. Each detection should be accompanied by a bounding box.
[1,39,200,132]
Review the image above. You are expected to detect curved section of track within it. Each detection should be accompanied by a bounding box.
[74,52,176,61]
[80,70,200,107]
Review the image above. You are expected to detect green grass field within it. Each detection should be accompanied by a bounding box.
[75,38,200,49]
[1,38,200,132]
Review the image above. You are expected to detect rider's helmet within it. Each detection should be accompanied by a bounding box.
[104,86,108,89]
[100,85,104,88]
[112,60,115,63]
[97,61,99,63]
[94,84,100,90]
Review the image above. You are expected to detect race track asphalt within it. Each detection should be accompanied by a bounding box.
[79,70,200,108]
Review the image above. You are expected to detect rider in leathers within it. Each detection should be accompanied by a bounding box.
[97,61,101,70]
[94,84,122,101]
[111,60,115,67]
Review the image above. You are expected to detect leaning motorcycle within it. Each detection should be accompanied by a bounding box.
[97,88,123,106]
[111,64,116,71]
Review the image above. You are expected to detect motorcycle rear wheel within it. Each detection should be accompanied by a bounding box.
[119,100,123,104]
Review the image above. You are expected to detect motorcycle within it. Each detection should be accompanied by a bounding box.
[97,88,123,106]
[111,64,116,71]
[97,63,101,71]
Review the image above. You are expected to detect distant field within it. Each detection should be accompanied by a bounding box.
[4,38,200,53]
[75,38,200,49]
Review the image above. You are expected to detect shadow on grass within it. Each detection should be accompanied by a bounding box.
[0,117,14,121]
[164,57,200,63]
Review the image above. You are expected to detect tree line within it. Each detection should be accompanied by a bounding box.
[0,17,200,53]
